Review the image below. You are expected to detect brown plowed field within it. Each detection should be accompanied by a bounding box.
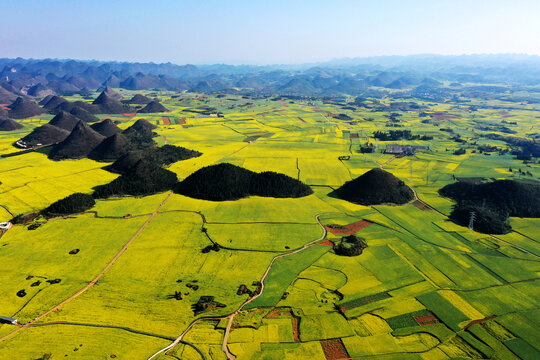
[325,220,372,235]
[320,339,349,360]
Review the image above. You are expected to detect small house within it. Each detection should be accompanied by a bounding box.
[0,222,11,231]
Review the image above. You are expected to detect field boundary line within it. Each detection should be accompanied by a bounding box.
[147,212,344,360]
[0,192,173,344]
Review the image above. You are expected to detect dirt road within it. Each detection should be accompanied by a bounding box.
[147,212,340,360]
[0,192,173,343]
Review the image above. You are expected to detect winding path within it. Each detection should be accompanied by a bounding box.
[147,212,341,360]
[28,321,206,359]
[0,192,173,344]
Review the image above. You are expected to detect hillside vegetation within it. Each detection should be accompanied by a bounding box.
[439,179,540,234]
[42,193,95,217]
[174,163,313,201]
[334,168,414,205]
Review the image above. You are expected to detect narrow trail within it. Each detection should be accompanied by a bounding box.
[147,212,341,360]
[1,141,260,350]
[29,321,207,359]
[28,321,176,341]
[0,192,173,344]
[214,142,253,164]
[221,212,337,359]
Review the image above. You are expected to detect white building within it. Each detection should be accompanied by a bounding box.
[0,316,17,325]
[0,222,12,231]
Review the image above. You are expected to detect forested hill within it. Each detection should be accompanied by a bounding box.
[2,54,540,98]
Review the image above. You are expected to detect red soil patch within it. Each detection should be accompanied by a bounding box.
[292,317,300,342]
[325,220,372,236]
[320,339,350,360]
[265,309,292,319]
[122,113,136,117]
[413,200,431,210]
[162,116,170,125]
[298,117,306,123]
[465,315,496,329]
[178,117,186,125]
[265,310,281,318]
[415,314,440,326]
[318,240,334,247]
[280,104,287,107]
[350,133,359,139]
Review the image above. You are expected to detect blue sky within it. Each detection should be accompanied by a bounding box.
[1,0,540,64]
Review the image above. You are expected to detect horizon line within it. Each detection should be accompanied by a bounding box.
[2,52,540,68]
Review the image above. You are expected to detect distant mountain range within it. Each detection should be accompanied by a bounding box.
[1,54,539,99]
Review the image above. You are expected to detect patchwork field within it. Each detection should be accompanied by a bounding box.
[0,91,539,359]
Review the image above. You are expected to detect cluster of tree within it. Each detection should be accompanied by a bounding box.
[359,144,375,153]
[453,148,466,155]
[485,133,539,159]
[515,151,532,161]
[449,202,511,234]
[236,282,261,297]
[439,180,540,218]
[386,113,402,123]
[41,193,95,217]
[372,130,418,141]
[93,160,178,198]
[108,145,202,174]
[191,296,226,315]
[477,125,517,135]
[439,179,540,234]
[121,119,158,150]
[174,163,313,201]
[332,113,353,120]
[152,145,202,166]
[333,235,367,256]
[334,168,414,205]
[477,145,502,153]
[509,167,534,177]
[202,243,220,253]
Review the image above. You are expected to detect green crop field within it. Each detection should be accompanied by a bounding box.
[0,89,539,360]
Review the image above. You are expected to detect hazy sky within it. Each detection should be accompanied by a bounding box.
[2,0,540,65]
